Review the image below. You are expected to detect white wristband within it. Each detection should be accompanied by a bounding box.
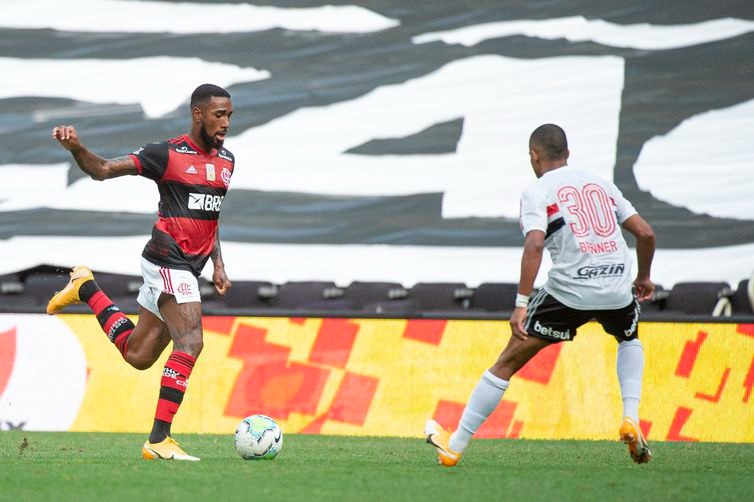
[515,293,529,308]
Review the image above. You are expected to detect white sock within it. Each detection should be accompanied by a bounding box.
[449,370,509,453]
[617,339,643,423]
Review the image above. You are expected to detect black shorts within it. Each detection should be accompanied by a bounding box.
[524,289,640,343]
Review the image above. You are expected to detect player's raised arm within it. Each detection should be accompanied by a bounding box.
[622,214,656,301]
[52,125,138,180]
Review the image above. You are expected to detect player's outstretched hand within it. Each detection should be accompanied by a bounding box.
[510,307,528,341]
[634,277,655,302]
[213,267,232,297]
[52,125,82,151]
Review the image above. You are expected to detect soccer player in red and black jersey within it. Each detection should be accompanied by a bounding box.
[47,84,235,461]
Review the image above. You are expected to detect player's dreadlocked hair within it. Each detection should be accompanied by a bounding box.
[190,83,231,109]
[529,124,568,161]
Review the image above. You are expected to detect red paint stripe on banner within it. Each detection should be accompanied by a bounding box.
[640,419,652,439]
[695,367,730,403]
[289,318,307,325]
[737,324,754,337]
[309,319,359,368]
[433,399,518,439]
[0,328,16,397]
[225,324,330,419]
[675,330,708,378]
[743,357,754,403]
[299,414,328,434]
[327,372,378,425]
[508,420,524,439]
[517,342,562,384]
[666,407,698,442]
[202,316,236,335]
[402,319,447,345]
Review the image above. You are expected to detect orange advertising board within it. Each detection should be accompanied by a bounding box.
[0,314,752,442]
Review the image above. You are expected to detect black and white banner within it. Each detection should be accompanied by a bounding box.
[1,0,753,287]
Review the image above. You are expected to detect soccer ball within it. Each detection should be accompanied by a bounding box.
[234,414,283,460]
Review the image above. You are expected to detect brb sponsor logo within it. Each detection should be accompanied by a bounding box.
[188,193,224,211]
[533,320,571,340]
[574,263,625,280]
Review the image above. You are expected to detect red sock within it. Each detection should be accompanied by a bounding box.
[154,352,196,430]
[80,281,135,359]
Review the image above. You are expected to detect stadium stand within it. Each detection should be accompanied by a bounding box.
[0,272,33,313]
[407,282,473,311]
[638,285,669,314]
[468,282,519,312]
[204,280,277,311]
[272,281,346,311]
[2,264,754,320]
[662,281,733,317]
[342,281,410,313]
[730,276,754,315]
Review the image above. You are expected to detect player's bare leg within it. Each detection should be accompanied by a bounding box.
[47,266,173,368]
[142,295,203,461]
[489,334,553,380]
[122,307,171,370]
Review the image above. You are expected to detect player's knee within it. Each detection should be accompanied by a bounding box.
[618,338,642,349]
[174,330,204,358]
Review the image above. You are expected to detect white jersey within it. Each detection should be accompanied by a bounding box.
[519,166,637,310]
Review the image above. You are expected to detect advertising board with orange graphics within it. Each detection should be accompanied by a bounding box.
[0,314,752,442]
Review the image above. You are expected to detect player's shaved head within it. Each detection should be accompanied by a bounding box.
[529,124,568,161]
[190,83,231,109]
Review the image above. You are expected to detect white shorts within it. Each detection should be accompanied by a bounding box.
[137,257,201,321]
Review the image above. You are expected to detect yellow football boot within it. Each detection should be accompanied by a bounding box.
[424,419,462,467]
[620,416,653,464]
[46,266,94,315]
[142,437,199,461]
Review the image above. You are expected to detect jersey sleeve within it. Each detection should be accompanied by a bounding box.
[519,184,548,236]
[128,142,168,181]
[611,184,638,224]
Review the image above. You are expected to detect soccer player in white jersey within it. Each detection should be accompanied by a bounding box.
[425,123,656,466]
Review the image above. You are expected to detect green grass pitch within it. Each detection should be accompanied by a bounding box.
[1,432,752,501]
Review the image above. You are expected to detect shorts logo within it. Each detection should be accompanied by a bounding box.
[177,282,192,295]
[188,193,224,211]
[574,263,625,280]
[221,167,232,187]
[533,320,571,340]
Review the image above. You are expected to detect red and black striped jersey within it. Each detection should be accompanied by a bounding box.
[128,134,234,276]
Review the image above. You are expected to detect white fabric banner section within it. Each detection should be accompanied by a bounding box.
[0,57,268,118]
[634,99,754,221]
[0,315,87,431]
[231,54,623,218]
[413,16,754,50]
[1,236,752,289]
[0,55,622,219]
[2,0,399,34]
